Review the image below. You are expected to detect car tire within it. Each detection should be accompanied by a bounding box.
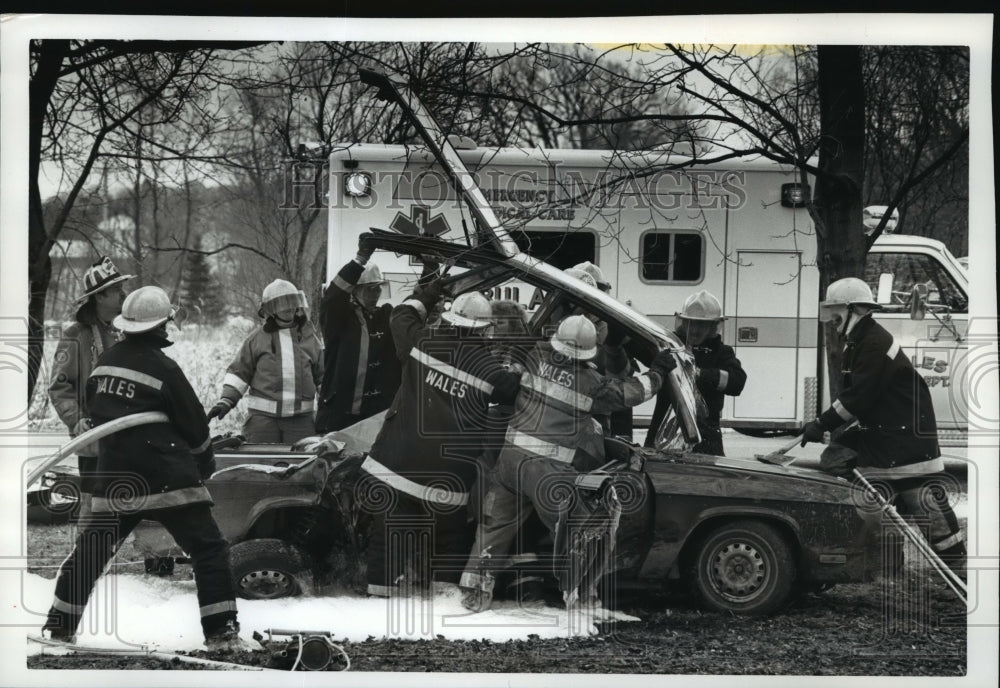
[690,520,795,616]
[229,538,309,600]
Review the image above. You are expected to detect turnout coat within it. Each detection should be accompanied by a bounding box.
[362,299,521,507]
[823,314,941,473]
[645,334,746,455]
[86,333,214,513]
[317,259,401,432]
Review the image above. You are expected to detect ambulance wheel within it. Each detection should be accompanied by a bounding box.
[689,520,795,616]
[229,539,309,600]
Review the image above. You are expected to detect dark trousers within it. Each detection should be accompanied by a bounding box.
[364,486,473,596]
[45,503,237,638]
[243,412,315,444]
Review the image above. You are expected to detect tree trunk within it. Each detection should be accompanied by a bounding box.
[27,41,70,400]
[815,45,867,400]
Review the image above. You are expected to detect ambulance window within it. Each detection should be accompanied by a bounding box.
[864,252,967,313]
[641,231,704,283]
[508,229,597,269]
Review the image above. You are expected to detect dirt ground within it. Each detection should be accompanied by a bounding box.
[24,522,967,675]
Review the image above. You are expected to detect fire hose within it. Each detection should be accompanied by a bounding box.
[26,412,169,489]
[851,468,968,605]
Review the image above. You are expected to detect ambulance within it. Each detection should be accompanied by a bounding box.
[320,71,969,442]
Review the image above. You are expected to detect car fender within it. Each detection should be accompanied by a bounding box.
[237,495,323,542]
[638,504,803,581]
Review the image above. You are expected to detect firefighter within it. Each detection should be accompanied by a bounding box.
[42,287,247,652]
[360,286,522,597]
[644,290,746,455]
[48,257,133,517]
[208,279,322,444]
[459,314,678,612]
[572,261,638,438]
[315,243,403,433]
[800,277,966,577]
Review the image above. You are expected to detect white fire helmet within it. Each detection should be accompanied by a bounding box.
[572,261,611,291]
[113,286,176,334]
[357,263,388,286]
[564,267,598,290]
[259,279,306,318]
[441,291,493,329]
[676,290,724,321]
[550,314,598,361]
[819,277,880,322]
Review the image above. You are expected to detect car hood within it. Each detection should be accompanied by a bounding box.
[644,449,862,504]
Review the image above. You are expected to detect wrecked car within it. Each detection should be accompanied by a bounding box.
[126,231,884,616]
[44,67,885,616]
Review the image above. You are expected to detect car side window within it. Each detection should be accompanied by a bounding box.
[864,252,968,314]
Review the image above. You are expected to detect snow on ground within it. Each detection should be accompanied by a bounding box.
[24,573,638,654]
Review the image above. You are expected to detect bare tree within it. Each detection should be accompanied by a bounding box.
[28,39,260,398]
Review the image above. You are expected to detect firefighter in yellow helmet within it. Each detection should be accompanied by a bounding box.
[209,278,322,444]
[801,277,965,578]
[645,290,746,456]
[460,314,678,613]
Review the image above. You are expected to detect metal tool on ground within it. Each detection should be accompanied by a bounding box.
[26,412,169,488]
[851,468,968,605]
[253,629,351,672]
[756,436,805,466]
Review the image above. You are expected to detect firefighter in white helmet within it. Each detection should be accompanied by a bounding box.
[645,290,746,456]
[208,278,322,443]
[571,261,641,437]
[43,286,248,651]
[459,314,678,613]
[801,277,965,578]
[315,239,423,433]
[360,284,522,598]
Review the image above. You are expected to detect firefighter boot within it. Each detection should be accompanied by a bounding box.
[205,619,254,653]
[41,609,79,644]
[459,547,496,613]
[460,574,495,613]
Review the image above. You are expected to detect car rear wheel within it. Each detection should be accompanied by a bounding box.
[690,520,795,616]
[229,539,309,600]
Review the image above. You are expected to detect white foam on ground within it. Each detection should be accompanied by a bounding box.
[23,573,638,654]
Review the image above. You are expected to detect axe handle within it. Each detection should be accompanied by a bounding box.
[775,435,805,456]
[27,412,169,488]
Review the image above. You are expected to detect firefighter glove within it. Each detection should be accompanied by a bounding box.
[196,447,216,480]
[819,444,857,478]
[72,417,93,437]
[207,400,233,421]
[356,236,376,262]
[799,419,826,446]
[696,368,721,393]
[648,350,678,379]
[414,279,445,311]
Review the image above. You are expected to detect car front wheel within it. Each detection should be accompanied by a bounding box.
[229,538,309,600]
[690,520,795,616]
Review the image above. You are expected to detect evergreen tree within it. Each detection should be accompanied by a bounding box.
[180,237,226,324]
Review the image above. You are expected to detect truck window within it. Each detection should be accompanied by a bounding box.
[864,252,968,314]
[641,231,704,282]
[508,229,597,269]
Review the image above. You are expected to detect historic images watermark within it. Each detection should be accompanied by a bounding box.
[280,157,751,217]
